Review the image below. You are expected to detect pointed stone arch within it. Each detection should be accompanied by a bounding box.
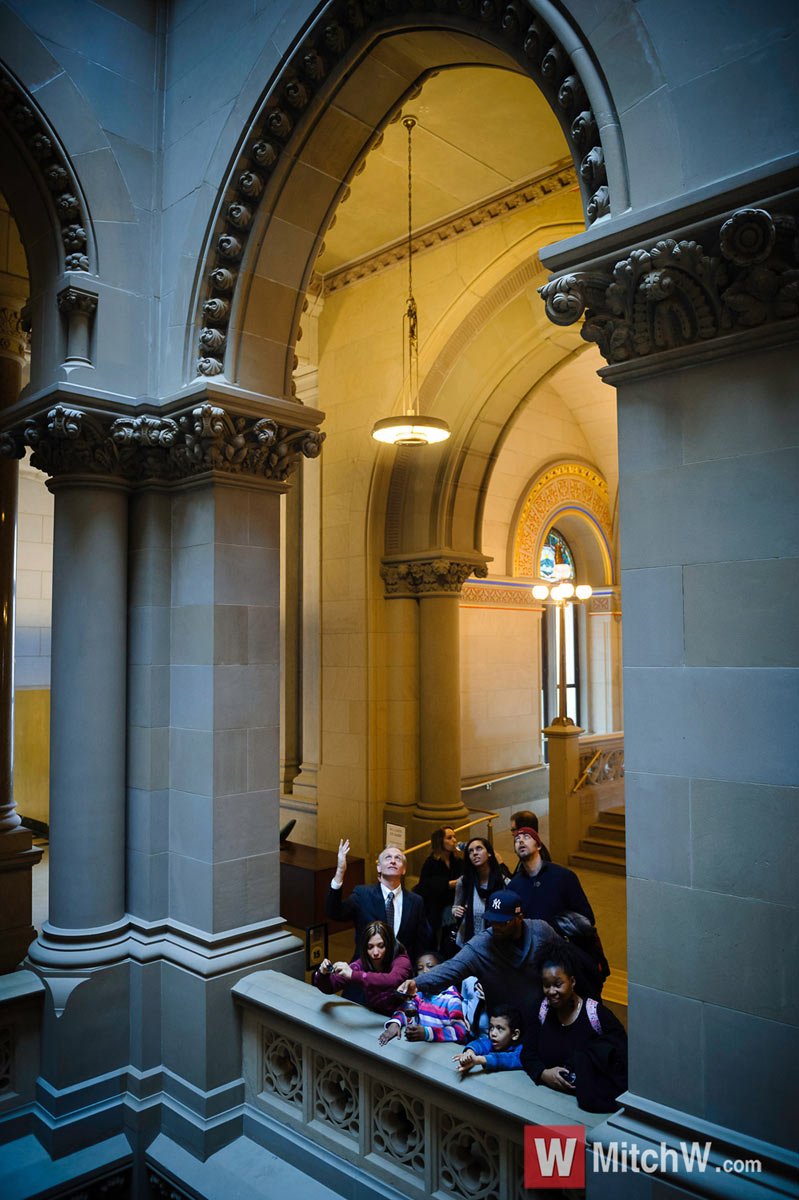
[190,0,626,387]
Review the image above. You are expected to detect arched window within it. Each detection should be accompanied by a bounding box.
[539,528,574,580]
[541,528,581,733]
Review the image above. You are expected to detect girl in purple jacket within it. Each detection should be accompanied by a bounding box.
[312,920,412,1015]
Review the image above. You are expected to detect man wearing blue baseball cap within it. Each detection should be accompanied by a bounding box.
[398,888,555,1030]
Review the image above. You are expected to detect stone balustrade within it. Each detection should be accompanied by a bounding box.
[233,970,609,1200]
[577,733,624,792]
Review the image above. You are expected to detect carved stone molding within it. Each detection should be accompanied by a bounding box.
[321,160,577,295]
[195,0,616,378]
[1,402,324,485]
[0,305,27,361]
[539,205,799,365]
[0,65,91,272]
[380,554,488,597]
[56,286,98,317]
[513,461,613,579]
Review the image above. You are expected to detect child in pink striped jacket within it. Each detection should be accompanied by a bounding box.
[379,951,468,1045]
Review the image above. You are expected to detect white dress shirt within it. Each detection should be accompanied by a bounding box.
[381,882,403,936]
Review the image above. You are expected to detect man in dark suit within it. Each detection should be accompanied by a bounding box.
[325,838,432,963]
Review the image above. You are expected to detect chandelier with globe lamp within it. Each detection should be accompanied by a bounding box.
[371,115,451,448]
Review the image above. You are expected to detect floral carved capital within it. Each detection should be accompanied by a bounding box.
[6,402,324,484]
[539,206,799,364]
[56,287,98,317]
[0,306,28,360]
[380,556,488,597]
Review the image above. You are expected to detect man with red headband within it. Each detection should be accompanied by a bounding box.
[510,825,595,925]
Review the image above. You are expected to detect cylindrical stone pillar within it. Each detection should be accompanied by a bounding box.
[0,295,42,973]
[385,595,419,814]
[29,476,129,962]
[416,593,468,823]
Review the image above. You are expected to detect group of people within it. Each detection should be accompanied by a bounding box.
[315,815,627,1114]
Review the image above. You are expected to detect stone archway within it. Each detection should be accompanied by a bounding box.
[190,1,624,390]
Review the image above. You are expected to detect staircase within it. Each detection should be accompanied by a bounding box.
[570,805,626,875]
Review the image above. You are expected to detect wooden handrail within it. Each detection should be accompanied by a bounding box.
[572,748,602,793]
[404,807,499,856]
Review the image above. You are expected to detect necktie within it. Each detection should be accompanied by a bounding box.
[385,889,395,932]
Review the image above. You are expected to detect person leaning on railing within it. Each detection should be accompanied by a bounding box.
[398,889,555,1034]
[312,920,412,1015]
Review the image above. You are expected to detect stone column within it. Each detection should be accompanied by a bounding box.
[292,363,322,803]
[279,478,301,792]
[417,592,466,825]
[587,589,622,735]
[4,390,326,1155]
[21,414,131,968]
[541,200,799,1198]
[382,596,419,830]
[380,554,488,843]
[0,296,42,974]
[543,723,583,866]
[291,453,321,801]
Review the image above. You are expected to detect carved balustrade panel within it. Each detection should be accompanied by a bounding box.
[313,1052,360,1141]
[261,1028,303,1110]
[438,1110,501,1200]
[235,972,611,1200]
[370,1080,425,1175]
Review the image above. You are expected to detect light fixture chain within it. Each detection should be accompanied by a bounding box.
[406,115,414,301]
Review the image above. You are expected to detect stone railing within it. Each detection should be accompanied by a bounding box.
[578,724,623,792]
[574,732,624,855]
[576,732,624,793]
[233,971,609,1200]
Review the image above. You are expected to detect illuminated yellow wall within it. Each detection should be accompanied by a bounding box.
[13,687,49,825]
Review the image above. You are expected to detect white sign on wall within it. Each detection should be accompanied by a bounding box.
[385,823,406,849]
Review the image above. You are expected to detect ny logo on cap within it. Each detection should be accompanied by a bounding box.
[492,897,502,909]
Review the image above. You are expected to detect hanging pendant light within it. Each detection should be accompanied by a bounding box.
[371,116,451,447]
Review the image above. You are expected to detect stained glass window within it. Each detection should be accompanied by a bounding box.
[539,528,574,580]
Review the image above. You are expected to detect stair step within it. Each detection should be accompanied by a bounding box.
[587,822,625,842]
[579,837,626,858]
[570,851,626,876]
[600,806,625,826]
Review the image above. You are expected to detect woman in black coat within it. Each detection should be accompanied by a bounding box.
[414,827,462,954]
[451,836,511,946]
[521,944,627,1113]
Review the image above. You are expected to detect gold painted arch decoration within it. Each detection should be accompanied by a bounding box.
[513,462,613,584]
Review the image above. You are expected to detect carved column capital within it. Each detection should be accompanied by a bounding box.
[0,304,27,361]
[1,400,325,486]
[56,285,98,317]
[380,554,489,598]
[539,204,799,365]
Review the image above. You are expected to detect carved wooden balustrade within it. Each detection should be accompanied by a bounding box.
[233,970,609,1200]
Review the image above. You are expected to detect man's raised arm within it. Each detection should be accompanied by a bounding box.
[324,838,353,920]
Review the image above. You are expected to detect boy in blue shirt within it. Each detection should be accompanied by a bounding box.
[453,1002,523,1074]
